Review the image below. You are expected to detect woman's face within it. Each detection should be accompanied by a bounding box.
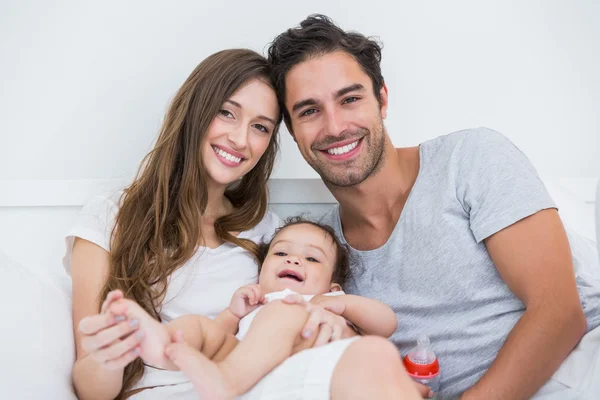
[203,78,279,188]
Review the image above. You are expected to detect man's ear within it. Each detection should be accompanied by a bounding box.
[379,83,389,120]
[329,282,342,292]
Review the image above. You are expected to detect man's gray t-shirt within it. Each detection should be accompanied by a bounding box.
[320,127,600,399]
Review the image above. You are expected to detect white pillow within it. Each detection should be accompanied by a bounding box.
[542,177,596,242]
[0,252,76,399]
[596,180,600,259]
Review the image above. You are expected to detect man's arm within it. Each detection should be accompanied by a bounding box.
[311,294,398,337]
[461,209,587,400]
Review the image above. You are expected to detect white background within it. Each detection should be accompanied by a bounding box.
[1,0,599,181]
[0,1,598,275]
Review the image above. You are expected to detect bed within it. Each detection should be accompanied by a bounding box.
[0,177,597,399]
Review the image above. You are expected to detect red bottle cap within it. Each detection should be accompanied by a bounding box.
[403,355,440,377]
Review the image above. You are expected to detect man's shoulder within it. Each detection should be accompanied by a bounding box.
[426,126,509,151]
[421,127,515,171]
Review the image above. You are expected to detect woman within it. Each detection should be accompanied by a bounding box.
[66,49,421,400]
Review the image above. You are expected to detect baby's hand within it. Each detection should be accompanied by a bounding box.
[229,284,266,319]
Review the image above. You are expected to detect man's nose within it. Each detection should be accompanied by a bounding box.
[324,108,346,137]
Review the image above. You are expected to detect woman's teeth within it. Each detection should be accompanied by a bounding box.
[327,140,359,155]
[213,146,242,163]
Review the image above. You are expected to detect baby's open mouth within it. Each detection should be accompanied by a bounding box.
[278,269,304,282]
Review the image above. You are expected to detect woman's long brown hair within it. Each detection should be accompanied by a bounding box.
[99,49,281,398]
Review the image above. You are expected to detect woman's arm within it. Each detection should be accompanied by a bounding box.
[311,294,398,337]
[71,238,140,400]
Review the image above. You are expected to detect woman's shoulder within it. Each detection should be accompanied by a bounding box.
[242,211,282,241]
[81,190,123,214]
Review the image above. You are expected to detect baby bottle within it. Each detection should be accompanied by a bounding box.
[402,335,440,398]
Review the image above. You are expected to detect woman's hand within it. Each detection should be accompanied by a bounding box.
[310,294,347,315]
[229,284,266,319]
[283,293,356,346]
[78,290,144,370]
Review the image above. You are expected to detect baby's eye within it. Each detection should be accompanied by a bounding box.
[306,257,319,263]
[274,252,287,257]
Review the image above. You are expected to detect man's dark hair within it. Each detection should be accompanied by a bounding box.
[257,216,351,287]
[267,14,384,129]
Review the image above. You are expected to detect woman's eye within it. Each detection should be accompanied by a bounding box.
[306,257,319,263]
[253,124,269,133]
[274,252,287,257]
[342,96,359,104]
[219,109,234,118]
[300,108,317,117]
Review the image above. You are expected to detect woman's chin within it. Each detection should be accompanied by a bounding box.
[206,171,246,188]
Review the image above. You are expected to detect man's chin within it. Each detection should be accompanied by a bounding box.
[320,170,372,188]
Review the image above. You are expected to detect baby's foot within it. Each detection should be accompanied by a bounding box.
[109,299,175,370]
[165,332,236,400]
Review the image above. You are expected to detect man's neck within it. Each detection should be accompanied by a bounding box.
[327,137,420,236]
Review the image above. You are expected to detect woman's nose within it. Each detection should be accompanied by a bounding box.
[227,126,248,150]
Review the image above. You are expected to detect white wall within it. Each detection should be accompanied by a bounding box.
[1,0,599,182]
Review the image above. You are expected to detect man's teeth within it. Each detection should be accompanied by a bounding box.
[327,140,359,155]
[213,146,242,163]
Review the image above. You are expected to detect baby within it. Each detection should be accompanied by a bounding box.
[107,218,399,399]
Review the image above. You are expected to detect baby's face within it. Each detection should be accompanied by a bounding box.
[258,223,339,295]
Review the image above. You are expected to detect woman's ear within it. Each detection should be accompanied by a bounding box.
[329,282,342,292]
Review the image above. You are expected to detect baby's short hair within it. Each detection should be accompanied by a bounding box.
[257,216,351,287]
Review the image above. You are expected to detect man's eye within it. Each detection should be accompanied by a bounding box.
[300,109,317,117]
[342,96,359,104]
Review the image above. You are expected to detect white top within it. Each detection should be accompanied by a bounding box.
[63,191,282,321]
[236,288,345,340]
[63,190,282,389]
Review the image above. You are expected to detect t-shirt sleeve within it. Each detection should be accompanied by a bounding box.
[261,211,283,240]
[245,211,283,245]
[62,193,121,276]
[456,128,556,243]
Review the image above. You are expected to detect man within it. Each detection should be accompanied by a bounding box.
[268,14,600,399]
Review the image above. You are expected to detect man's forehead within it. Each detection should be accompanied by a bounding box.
[284,51,370,102]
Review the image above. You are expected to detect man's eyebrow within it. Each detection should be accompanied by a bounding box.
[291,84,365,114]
[335,83,365,98]
[292,98,318,113]
[226,100,276,125]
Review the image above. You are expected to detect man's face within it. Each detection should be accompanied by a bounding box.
[284,51,388,187]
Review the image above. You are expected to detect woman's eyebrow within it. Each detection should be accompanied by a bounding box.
[226,99,241,108]
[226,100,276,125]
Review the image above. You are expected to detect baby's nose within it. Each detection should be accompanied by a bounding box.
[285,257,300,265]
